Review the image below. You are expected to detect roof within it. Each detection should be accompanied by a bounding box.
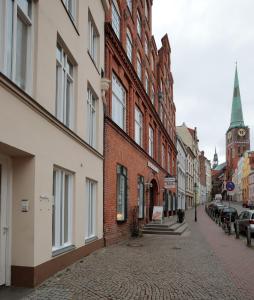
[214,162,227,171]
[229,65,245,129]
[187,128,195,138]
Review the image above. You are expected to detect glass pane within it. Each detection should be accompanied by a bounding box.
[6,0,14,78]
[64,174,69,243]
[117,174,125,221]
[56,45,62,62]
[16,16,27,90]
[17,0,30,17]
[65,78,71,127]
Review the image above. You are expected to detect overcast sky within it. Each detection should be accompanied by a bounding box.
[153,0,254,164]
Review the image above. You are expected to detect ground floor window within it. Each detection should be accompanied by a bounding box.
[138,176,144,218]
[85,179,97,240]
[116,165,127,221]
[52,168,73,251]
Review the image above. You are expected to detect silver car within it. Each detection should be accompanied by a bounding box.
[234,210,254,234]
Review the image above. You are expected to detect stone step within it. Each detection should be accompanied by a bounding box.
[142,223,188,236]
[143,221,185,231]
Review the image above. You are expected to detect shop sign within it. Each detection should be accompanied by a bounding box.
[152,206,163,222]
[164,177,176,189]
[147,161,159,173]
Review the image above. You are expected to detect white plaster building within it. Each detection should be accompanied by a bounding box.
[0,0,109,287]
[177,135,187,210]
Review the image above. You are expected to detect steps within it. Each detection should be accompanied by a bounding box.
[142,221,188,236]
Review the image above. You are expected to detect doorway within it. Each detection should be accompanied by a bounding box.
[0,156,11,286]
[149,179,158,221]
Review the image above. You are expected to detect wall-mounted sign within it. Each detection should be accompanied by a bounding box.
[164,177,176,189]
[148,161,159,173]
[152,206,163,222]
[21,199,29,212]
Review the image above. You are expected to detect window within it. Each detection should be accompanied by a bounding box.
[138,176,145,218]
[145,35,148,56]
[52,168,73,251]
[63,0,76,21]
[168,150,171,173]
[87,88,97,148]
[117,165,127,221]
[151,54,155,72]
[126,28,132,62]
[112,74,126,130]
[137,53,142,80]
[0,0,32,91]
[88,12,99,66]
[85,179,97,240]
[149,126,154,157]
[127,0,132,13]
[162,144,165,168]
[145,71,149,94]
[137,10,142,38]
[112,0,120,39]
[56,43,74,129]
[145,0,149,20]
[135,106,143,146]
[151,85,155,104]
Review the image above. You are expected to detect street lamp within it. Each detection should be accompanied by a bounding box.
[194,182,198,222]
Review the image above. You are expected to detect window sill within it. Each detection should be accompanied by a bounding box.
[85,236,98,244]
[52,245,75,257]
[117,219,127,224]
[87,51,100,76]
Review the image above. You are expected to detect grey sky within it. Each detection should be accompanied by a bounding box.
[153,0,254,164]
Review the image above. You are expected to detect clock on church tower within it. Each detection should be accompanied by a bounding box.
[226,65,250,179]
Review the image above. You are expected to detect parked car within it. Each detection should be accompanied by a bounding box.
[214,203,225,218]
[220,207,238,223]
[234,210,254,235]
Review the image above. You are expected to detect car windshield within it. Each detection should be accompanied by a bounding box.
[223,208,236,213]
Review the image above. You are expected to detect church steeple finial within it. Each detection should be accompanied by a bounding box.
[212,147,218,169]
[229,64,245,129]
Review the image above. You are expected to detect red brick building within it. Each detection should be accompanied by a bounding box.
[104,0,177,244]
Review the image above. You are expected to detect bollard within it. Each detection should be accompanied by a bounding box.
[247,226,251,247]
[235,221,239,239]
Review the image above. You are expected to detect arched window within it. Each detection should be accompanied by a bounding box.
[112,0,120,39]
[127,0,132,13]
[151,53,154,71]
[126,28,132,62]
[145,35,148,56]
[137,53,142,79]
[145,71,149,94]
[145,0,149,20]
[137,10,142,38]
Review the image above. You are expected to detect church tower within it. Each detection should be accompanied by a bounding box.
[226,64,250,179]
[212,147,218,169]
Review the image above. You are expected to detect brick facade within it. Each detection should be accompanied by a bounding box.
[104,0,177,244]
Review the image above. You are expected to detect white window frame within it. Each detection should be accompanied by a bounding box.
[137,10,142,38]
[135,106,143,147]
[126,28,132,62]
[138,176,145,219]
[56,43,74,129]
[86,87,97,148]
[112,73,126,130]
[63,0,76,21]
[52,168,73,252]
[88,11,99,67]
[85,179,97,240]
[0,0,33,93]
[137,53,142,80]
[112,0,120,39]
[145,71,149,94]
[149,126,154,158]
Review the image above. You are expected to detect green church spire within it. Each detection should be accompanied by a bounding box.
[229,64,245,129]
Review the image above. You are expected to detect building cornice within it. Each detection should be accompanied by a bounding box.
[0,72,104,160]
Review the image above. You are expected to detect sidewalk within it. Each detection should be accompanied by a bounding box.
[196,205,254,298]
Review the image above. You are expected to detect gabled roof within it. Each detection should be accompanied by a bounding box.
[214,162,227,171]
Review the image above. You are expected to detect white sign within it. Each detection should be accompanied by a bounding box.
[152,206,163,221]
[228,190,235,196]
[164,177,176,189]
[148,161,159,173]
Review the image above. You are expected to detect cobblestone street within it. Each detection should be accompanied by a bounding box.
[16,206,252,300]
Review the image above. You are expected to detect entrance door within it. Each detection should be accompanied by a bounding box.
[0,158,10,286]
[149,184,154,221]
